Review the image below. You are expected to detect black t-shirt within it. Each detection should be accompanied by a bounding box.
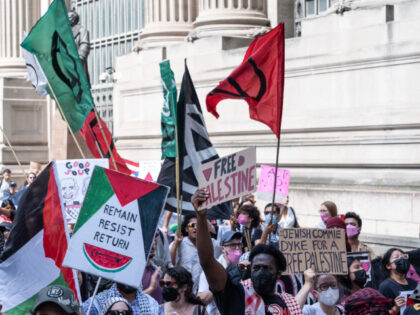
[212,265,290,315]
[378,278,418,300]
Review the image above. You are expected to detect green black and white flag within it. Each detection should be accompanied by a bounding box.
[21,0,93,132]
[160,60,178,159]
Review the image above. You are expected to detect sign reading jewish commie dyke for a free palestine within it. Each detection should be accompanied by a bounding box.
[279,228,348,275]
[63,166,169,288]
[198,147,256,210]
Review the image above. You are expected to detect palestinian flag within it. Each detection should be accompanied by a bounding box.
[63,166,169,288]
[0,162,79,315]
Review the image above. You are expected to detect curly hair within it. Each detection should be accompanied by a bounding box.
[344,212,362,228]
[165,267,204,305]
[249,244,286,273]
[181,213,197,237]
[237,205,261,229]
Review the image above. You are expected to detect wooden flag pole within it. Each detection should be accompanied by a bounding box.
[46,81,86,159]
[268,135,281,244]
[0,125,27,179]
[92,107,118,171]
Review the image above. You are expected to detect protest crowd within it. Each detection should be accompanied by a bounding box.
[0,1,419,315]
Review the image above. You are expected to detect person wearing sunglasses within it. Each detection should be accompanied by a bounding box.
[160,267,207,315]
[303,274,343,315]
[197,231,243,315]
[379,248,417,313]
[169,214,221,294]
[101,297,133,315]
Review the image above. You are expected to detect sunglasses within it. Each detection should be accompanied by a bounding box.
[106,311,132,315]
[159,280,177,288]
[187,222,197,228]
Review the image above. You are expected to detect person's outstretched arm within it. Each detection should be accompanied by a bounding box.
[192,189,227,292]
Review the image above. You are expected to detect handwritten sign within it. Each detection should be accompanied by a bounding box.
[137,160,161,181]
[198,147,256,210]
[257,165,290,203]
[63,166,169,288]
[279,228,348,275]
[57,159,109,224]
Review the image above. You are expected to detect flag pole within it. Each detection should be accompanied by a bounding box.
[46,81,86,159]
[86,276,101,315]
[92,107,118,171]
[0,125,26,179]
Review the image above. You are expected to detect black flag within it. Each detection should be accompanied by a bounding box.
[157,61,232,220]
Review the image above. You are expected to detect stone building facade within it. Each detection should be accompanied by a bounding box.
[113,0,420,249]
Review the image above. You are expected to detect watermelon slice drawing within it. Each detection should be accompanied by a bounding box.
[83,243,132,273]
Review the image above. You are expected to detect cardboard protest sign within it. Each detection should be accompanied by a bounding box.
[57,159,109,224]
[257,165,290,203]
[63,166,169,288]
[198,147,256,210]
[279,228,348,275]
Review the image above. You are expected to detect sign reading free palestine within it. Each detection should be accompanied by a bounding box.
[63,166,169,288]
[198,147,256,210]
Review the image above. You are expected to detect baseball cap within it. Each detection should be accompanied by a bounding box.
[32,285,79,314]
[9,182,16,187]
[220,231,242,246]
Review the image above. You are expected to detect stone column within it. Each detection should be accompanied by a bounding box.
[0,0,42,77]
[139,0,198,49]
[190,0,270,39]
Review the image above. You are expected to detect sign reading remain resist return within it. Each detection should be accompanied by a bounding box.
[198,147,256,210]
[63,166,169,288]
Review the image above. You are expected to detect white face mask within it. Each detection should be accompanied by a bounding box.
[318,287,339,306]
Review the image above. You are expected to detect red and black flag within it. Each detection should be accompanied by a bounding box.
[206,23,285,138]
[80,110,131,175]
[0,162,79,314]
[157,62,232,220]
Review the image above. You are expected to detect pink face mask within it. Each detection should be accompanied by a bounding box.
[237,214,248,225]
[320,212,330,223]
[346,224,359,238]
[227,250,243,264]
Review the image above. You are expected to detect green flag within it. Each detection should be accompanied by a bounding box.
[160,60,177,159]
[21,0,93,132]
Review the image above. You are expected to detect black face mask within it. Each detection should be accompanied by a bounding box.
[162,287,179,302]
[116,284,137,294]
[394,258,410,275]
[251,269,276,297]
[353,269,367,288]
[240,268,251,281]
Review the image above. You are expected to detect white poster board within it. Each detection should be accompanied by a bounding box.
[56,159,109,224]
[198,147,256,210]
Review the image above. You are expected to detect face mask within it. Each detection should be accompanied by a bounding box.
[237,214,248,226]
[162,287,179,302]
[353,269,367,288]
[320,212,330,223]
[265,215,278,225]
[240,268,251,281]
[251,269,276,297]
[116,283,137,294]
[346,225,359,238]
[227,250,242,264]
[394,258,410,275]
[319,287,339,306]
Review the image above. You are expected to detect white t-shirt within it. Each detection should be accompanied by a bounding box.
[303,302,343,315]
[198,254,228,315]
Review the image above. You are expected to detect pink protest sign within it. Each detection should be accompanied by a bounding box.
[257,165,290,203]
